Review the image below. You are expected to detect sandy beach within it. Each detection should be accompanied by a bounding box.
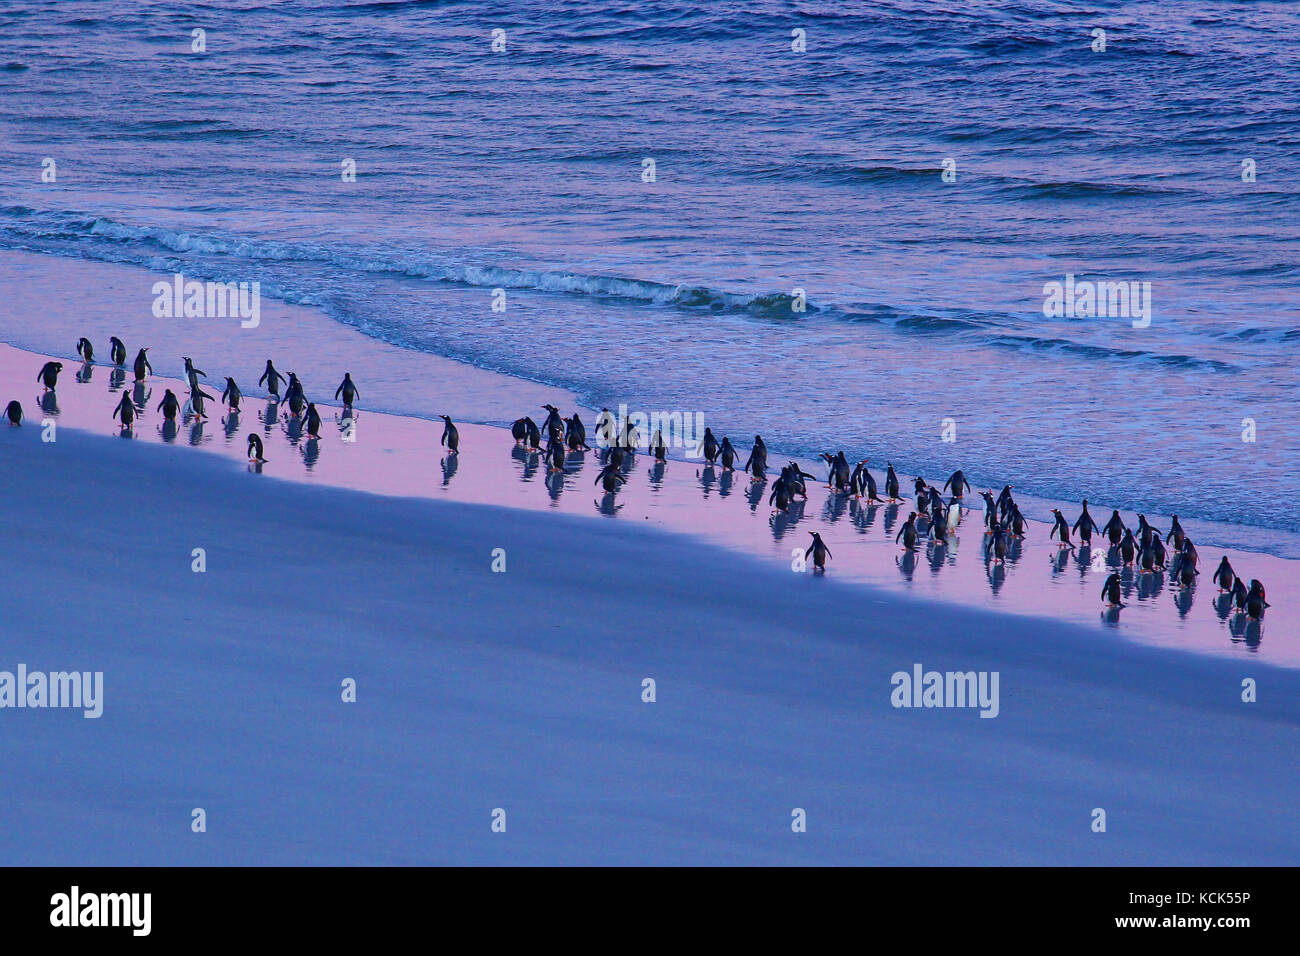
[1,351,1297,865]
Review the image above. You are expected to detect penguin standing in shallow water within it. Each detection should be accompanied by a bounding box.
[1245,580,1269,618]
[76,338,94,363]
[440,415,459,453]
[701,427,719,464]
[157,389,180,421]
[335,373,360,408]
[720,437,739,471]
[109,337,127,365]
[805,532,832,572]
[222,377,242,411]
[1073,500,1100,545]
[1212,556,1236,593]
[112,392,136,427]
[896,512,919,550]
[259,360,286,399]
[304,403,323,438]
[885,463,900,502]
[132,348,152,382]
[1101,572,1124,607]
[37,361,62,389]
[247,433,267,462]
[5,400,22,426]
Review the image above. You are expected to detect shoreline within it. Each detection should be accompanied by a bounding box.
[1,339,1293,668]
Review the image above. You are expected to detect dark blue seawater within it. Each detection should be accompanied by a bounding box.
[0,0,1298,550]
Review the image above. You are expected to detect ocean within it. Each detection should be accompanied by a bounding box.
[1,0,1297,551]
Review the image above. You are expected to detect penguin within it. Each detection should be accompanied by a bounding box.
[915,487,930,519]
[769,476,792,512]
[782,462,815,499]
[132,348,152,382]
[702,427,719,464]
[157,389,180,421]
[304,403,322,438]
[1212,556,1235,593]
[221,377,242,410]
[189,385,216,420]
[927,485,945,519]
[1166,515,1186,552]
[805,531,832,572]
[36,361,62,389]
[988,526,1010,564]
[594,408,617,447]
[594,462,625,493]
[896,512,919,550]
[1009,504,1027,538]
[885,463,901,502]
[440,415,459,453]
[1181,537,1200,574]
[743,436,767,480]
[1178,557,1196,588]
[943,469,969,498]
[979,490,997,531]
[720,437,739,471]
[334,373,360,407]
[859,461,881,502]
[112,392,136,427]
[511,417,531,444]
[619,417,640,450]
[4,400,21,426]
[247,433,267,462]
[1072,500,1101,546]
[524,417,541,451]
[995,484,1015,517]
[1119,528,1137,565]
[183,357,207,389]
[1138,537,1156,573]
[945,495,962,532]
[1245,580,1269,618]
[259,360,286,399]
[545,437,565,472]
[930,507,949,545]
[109,336,127,366]
[76,337,94,363]
[1136,514,1161,550]
[1102,510,1126,546]
[564,414,589,451]
[541,404,564,443]
[914,476,927,499]
[651,428,667,463]
[286,375,306,417]
[1050,509,1074,548]
[1101,572,1124,607]
[1231,577,1248,611]
[1150,534,1167,570]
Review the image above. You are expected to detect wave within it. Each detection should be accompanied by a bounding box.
[0,206,1262,373]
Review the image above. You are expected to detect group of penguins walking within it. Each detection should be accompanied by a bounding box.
[14,338,461,466]
[13,345,1273,622]
[505,411,1271,621]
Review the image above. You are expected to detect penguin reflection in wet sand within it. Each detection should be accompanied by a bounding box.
[76,337,94,363]
[247,433,267,463]
[1101,572,1125,608]
[37,361,62,389]
[440,415,459,453]
[109,336,127,366]
[5,400,22,426]
[806,532,831,572]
